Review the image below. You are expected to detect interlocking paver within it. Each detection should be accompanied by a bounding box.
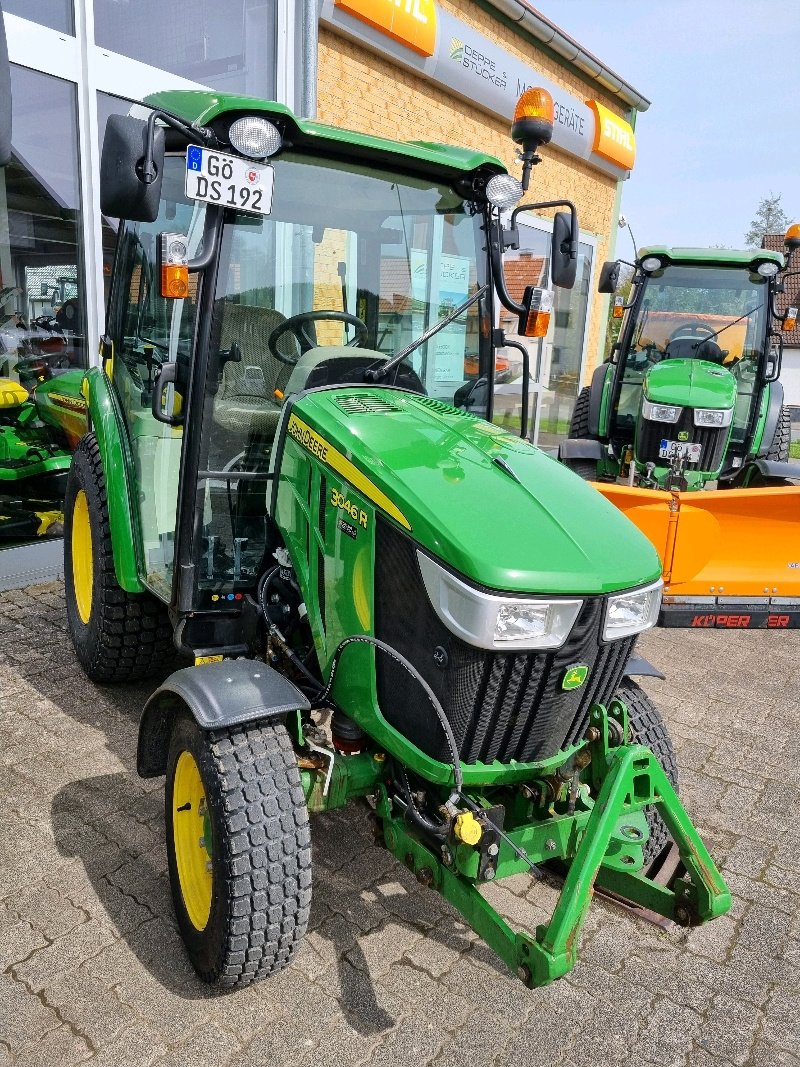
[2,581,800,1067]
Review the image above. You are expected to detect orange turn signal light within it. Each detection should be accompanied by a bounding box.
[783,306,798,332]
[612,295,625,319]
[161,264,189,299]
[513,88,554,127]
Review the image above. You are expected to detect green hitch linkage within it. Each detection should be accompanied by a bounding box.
[375,701,732,988]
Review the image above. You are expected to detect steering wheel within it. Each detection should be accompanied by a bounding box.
[667,323,716,342]
[268,311,369,365]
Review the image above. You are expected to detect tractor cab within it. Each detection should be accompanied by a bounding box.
[96,91,576,625]
[562,243,800,491]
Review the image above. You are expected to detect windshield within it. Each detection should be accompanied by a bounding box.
[194,151,489,601]
[617,263,770,444]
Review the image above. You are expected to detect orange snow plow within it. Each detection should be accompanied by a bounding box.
[596,483,800,628]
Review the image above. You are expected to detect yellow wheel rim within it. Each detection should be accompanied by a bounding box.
[172,750,213,931]
[71,489,93,625]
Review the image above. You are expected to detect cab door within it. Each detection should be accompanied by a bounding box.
[106,156,206,601]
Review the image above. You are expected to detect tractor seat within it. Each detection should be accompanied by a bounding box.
[212,304,297,439]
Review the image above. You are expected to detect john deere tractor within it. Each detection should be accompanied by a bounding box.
[560,244,800,628]
[57,86,730,988]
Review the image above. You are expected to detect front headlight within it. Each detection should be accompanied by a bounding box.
[417,552,582,650]
[694,407,732,428]
[642,398,682,423]
[603,579,663,641]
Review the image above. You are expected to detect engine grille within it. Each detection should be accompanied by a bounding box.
[636,408,726,472]
[373,519,636,765]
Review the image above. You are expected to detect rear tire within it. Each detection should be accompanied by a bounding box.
[616,679,678,865]
[165,714,311,988]
[766,405,791,462]
[568,386,593,439]
[64,433,174,682]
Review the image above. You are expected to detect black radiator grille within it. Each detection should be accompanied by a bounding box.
[636,407,726,472]
[374,519,636,765]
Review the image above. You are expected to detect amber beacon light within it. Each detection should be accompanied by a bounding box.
[511,88,555,191]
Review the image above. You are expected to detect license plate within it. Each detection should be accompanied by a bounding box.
[185,146,274,215]
[659,439,702,462]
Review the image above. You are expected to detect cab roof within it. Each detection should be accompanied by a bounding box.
[638,245,784,268]
[145,90,507,179]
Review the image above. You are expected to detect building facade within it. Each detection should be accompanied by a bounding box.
[0,0,647,585]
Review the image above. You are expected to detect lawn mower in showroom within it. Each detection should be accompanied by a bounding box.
[0,370,86,540]
[560,243,800,628]
[57,85,730,989]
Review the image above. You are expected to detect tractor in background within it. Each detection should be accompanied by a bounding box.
[561,242,800,628]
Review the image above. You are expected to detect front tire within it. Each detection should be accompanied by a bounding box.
[616,679,678,865]
[166,714,312,988]
[64,433,173,682]
[564,458,598,481]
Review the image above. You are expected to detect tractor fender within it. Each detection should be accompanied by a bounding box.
[623,654,665,681]
[740,458,800,485]
[84,367,145,592]
[558,438,606,461]
[137,660,311,778]
[757,380,784,459]
[588,362,610,437]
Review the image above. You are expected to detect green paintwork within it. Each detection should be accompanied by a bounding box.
[751,384,771,454]
[145,90,506,178]
[639,245,784,269]
[643,359,737,410]
[33,371,87,445]
[366,701,731,987]
[282,390,662,596]
[597,362,614,438]
[83,368,146,593]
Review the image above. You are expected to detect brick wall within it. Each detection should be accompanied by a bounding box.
[316,0,633,382]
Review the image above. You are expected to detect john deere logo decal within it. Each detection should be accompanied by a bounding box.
[450,37,464,61]
[678,431,689,442]
[562,664,589,691]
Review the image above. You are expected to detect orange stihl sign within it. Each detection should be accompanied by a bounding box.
[587,100,636,171]
[334,0,437,57]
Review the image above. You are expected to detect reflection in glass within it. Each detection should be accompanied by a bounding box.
[4,0,74,34]
[93,0,276,98]
[0,66,85,546]
[495,223,593,448]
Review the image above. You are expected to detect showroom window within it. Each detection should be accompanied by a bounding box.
[0,65,85,547]
[93,0,277,97]
[493,219,595,449]
[3,0,74,35]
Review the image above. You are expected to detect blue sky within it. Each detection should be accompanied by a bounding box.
[531,1,800,252]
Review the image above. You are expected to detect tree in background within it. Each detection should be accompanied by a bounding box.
[745,193,790,247]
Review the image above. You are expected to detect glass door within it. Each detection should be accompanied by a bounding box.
[106,156,205,599]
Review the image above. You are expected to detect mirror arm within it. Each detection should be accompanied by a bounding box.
[512,199,578,260]
[489,217,526,316]
[142,109,216,184]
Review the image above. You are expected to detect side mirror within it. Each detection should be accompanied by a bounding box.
[0,0,12,167]
[551,210,577,290]
[598,260,622,294]
[100,114,165,222]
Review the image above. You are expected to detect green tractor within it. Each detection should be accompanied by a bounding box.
[560,243,800,491]
[60,86,730,989]
[558,243,800,628]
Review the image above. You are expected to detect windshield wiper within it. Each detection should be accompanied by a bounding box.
[690,303,763,347]
[364,284,489,383]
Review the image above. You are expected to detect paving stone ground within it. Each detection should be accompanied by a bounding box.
[1,581,799,1067]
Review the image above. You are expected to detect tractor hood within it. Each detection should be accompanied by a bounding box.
[644,359,736,410]
[288,388,661,596]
